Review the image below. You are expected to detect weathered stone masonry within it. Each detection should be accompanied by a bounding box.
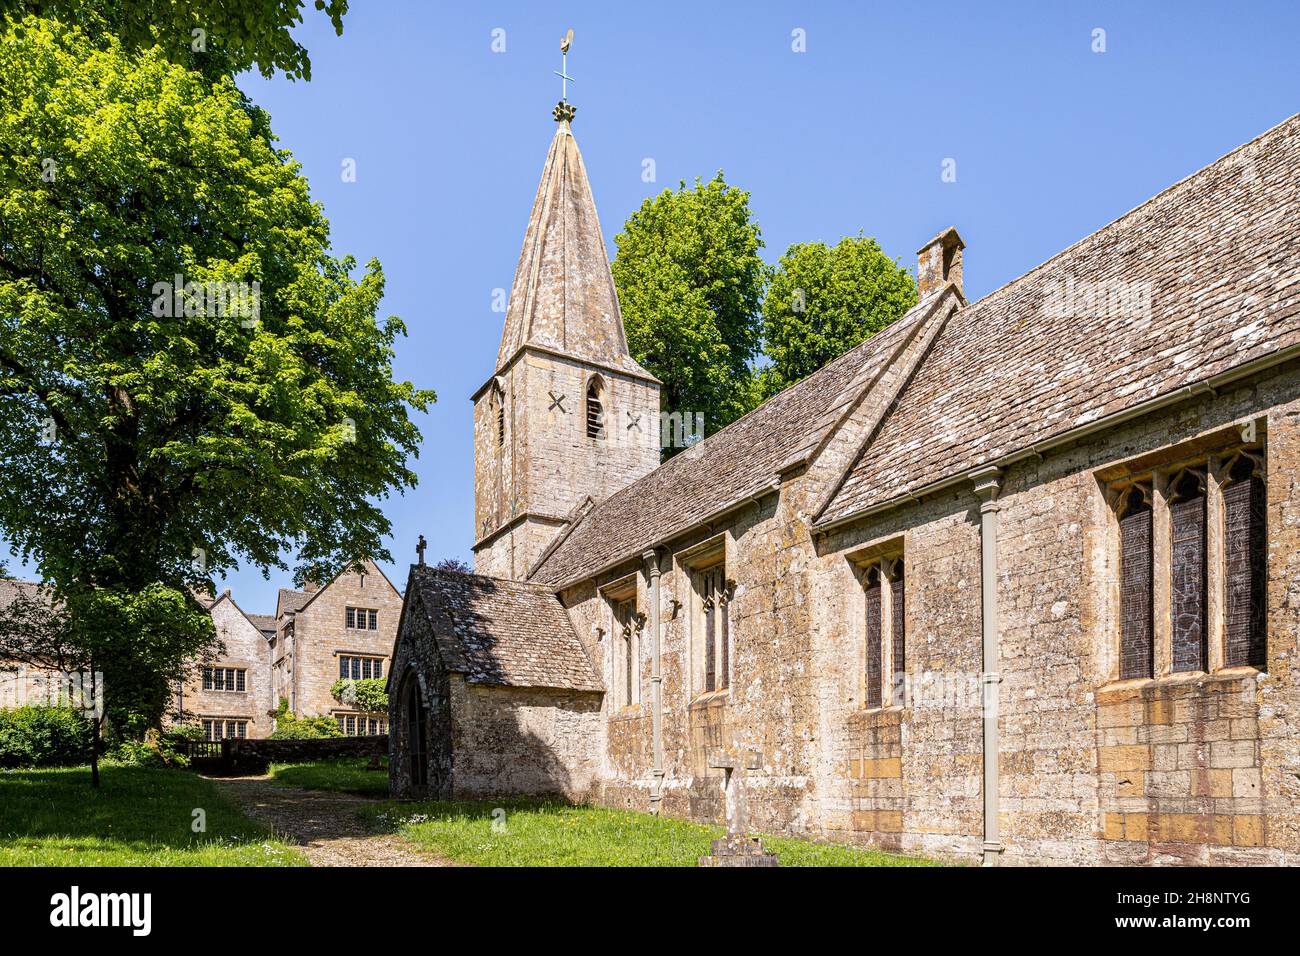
[391,106,1300,865]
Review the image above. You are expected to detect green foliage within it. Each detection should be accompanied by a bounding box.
[0,706,91,768]
[270,699,343,739]
[0,1,349,80]
[331,678,388,713]
[107,727,191,769]
[168,722,205,742]
[759,235,917,399]
[77,586,216,734]
[612,173,768,447]
[0,20,431,734]
[0,765,305,865]
[366,797,938,867]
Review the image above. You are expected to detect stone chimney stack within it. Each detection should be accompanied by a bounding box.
[303,579,319,593]
[917,227,965,302]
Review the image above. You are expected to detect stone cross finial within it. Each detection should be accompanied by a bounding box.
[699,748,777,866]
[416,534,427,566]
[708,748,763,837]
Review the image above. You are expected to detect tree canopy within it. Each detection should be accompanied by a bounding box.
[612,174,767,447]
[758,235,917,399]
[0,0,348,79]
[0,20,430,730]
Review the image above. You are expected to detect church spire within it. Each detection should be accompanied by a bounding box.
[495,87,649,379]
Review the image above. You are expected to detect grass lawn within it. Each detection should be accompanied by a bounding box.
[365,797,937,867]
[270,757,390,797]
[0,765,305,866]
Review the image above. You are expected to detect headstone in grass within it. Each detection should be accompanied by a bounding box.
[699,749,778,867]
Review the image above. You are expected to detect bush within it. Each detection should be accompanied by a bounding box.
[107,728,191,768]
[167,723,204,742]
[0,706,91,768]
[331,678,388,713]
[269,699,343,739]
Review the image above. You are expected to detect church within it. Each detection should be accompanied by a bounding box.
[387,99,1300,866]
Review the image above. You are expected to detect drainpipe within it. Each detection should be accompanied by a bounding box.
[971,466,1004,866]
[643,548,665,811]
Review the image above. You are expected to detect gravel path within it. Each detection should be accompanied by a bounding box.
[213,776,448,867]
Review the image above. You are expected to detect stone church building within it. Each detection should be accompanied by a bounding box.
[389,103,1300,866]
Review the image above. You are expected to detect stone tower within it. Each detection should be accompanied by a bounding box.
[472,102,661,579]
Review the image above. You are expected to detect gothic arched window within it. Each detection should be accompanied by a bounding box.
[1222,452,1266,668]
[586,377,604,439]
[1169,467,1208,673]
[864,565,883,709]
[1117,483,1154,680]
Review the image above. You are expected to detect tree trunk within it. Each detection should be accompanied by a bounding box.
[90,657,100,789]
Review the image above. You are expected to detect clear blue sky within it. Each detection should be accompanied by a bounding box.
[7,1,1300,613]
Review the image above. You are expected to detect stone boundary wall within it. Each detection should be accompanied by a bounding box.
[220,735,388,775]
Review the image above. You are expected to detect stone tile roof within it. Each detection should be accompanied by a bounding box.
[277,588,310,616]
[247,613,278,637]
[0,579,51,610]
[409,566,601,692]
[817,113,1300,526]
[528,299,934,586]
[494,117,654,382]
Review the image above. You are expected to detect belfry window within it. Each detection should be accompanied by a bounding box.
[493,386,506,447]
[586,377,604,439]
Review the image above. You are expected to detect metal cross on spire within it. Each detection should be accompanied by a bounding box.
[552,28,577,123]
[555,28,575,101]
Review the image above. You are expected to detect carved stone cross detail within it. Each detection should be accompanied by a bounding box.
[700,748,778,866]
[708,748,762,838]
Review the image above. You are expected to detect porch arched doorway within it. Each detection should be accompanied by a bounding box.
[402,672,428,791]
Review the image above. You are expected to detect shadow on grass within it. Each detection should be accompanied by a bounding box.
[0,765,302,865]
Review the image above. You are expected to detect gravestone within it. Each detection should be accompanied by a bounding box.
[699,748,779,867]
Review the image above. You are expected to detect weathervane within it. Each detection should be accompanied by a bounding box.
[553,28,577,123]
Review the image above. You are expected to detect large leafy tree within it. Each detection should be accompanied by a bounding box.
[0,20,432,738]
[0,0,347,79]
[758,235,916,399]
[612,174,767,448]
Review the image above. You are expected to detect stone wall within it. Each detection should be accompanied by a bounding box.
[179,596,274,738]
[388,583,602,800]
[291,560,403,722]
[473,349,660,578]
[814,360,1300,865]
[388,589,453,799]
[225,734,388,776]
[562,359,1300,865]
[448,680,603,800]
